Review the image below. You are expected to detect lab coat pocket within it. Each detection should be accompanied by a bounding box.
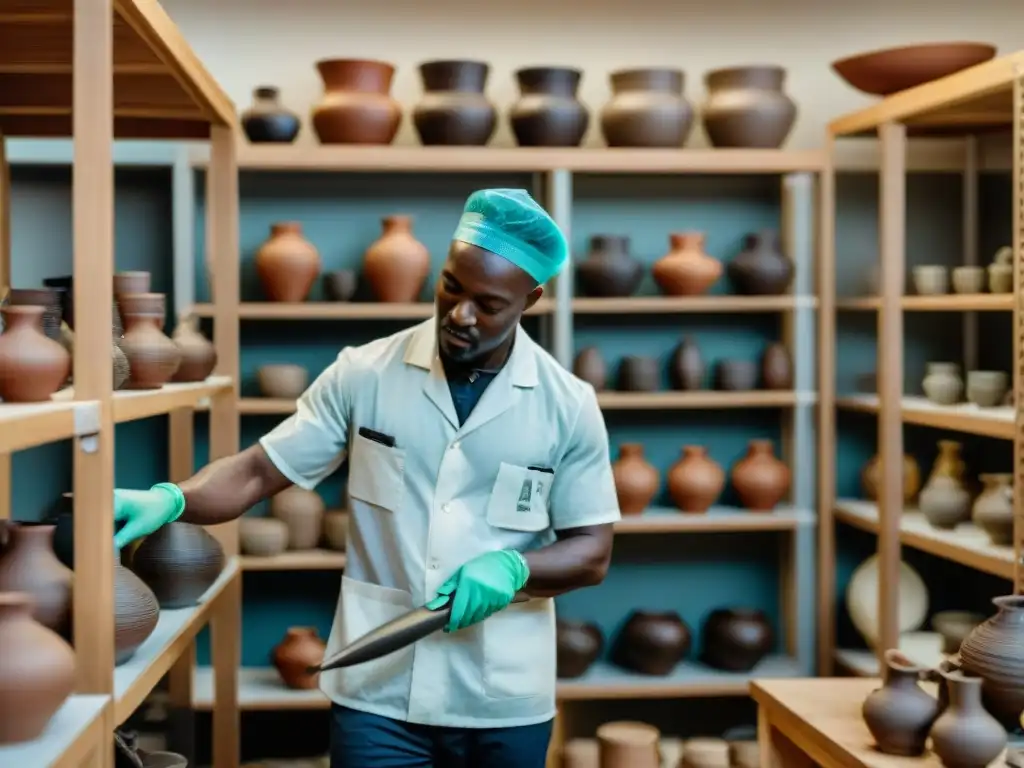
[482,597,556,700]
[347,432,406,512]
[485,463,551,533]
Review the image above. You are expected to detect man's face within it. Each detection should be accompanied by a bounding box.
[435,241,542,365]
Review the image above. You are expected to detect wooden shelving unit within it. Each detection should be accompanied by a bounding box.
[818,50,1024,678]
[0,2,241,766]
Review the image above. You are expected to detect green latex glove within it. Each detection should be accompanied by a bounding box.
[426,549,530,633]
[113,482,185,550]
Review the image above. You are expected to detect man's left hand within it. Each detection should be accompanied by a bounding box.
[425,549,530,632]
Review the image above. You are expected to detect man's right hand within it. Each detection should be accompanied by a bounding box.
[113,482,186,550]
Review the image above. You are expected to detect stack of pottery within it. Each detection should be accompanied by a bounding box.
[700,66,797,149]
[575,236,643,297]
[918,440,970,529]
[118,293,182,389]
[129,522,225,608]
[600,67,694,147]
[270,487,326,550]
[726,231,793,295]
[363,216,431,303]
[311,59,402,144]
[255,222,321,303]
[413,60,496,146]
[0,305,71,402]
[922,362,963,405]
[241,86,301,143]
[272,626,327,689]
[510,67,589,147]
[556,618,603,678]
[652,232,721,296]
[987,246,1013,293]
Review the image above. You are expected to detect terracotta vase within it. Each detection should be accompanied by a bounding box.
[311,59,401,145]
[413,60,496,146]
[170,316,217,383]
[0,592,76,745]
[0,306,71,402]
[363,215,431,303]
[861,650,940,756]
[700,608,773,671]
[958,595,1024,726]
[972,473,1014,545]
[613,610,691,675]
[600,67,694,148]
[612,443,659,515]
[241,86,301,144]
[701,66,797,149]
[270,487,326,550]
[727,231,794,295]
[617,356,659,391]
[596,721,661,768]
[129,522,225,609]
[118,293,181,389]
[510,67,589,147]
[575,235,643,297]
[652,232,722,296]
[667,446,725,513]
[239,517,289,558]
[669,336,704,390]
[272,626,327,689]
[0,523,73,636]
[556,618,603,678]
[4,287,64,341]
[731,440,791,511]
[113,271,151,298]
[861,454,921,504]
[573,347,607,390]
[761,343,792,389]
[255,222,321,303]
[930,670,1007,768]
[114,563,160,665]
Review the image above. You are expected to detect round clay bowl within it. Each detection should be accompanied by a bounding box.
[257,364,308,398]
[832,42,997,96]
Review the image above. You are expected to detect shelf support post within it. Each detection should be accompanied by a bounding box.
[546,169,573,368]
[962,136,979,371]
[172,145,197,320]
[1013,67,1024,595]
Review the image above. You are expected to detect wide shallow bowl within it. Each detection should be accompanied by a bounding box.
[832,42,996,96]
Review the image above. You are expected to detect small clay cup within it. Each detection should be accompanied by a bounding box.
[966,370,1008,407]
[323,270,357,302]
[912,265,949,295]
[951,266,985,294]
[715,359,758,391]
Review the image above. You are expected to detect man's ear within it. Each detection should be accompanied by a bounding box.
[524,285,543,310]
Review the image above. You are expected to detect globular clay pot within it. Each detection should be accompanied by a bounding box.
[715,359,758,391]
[270,487,326,550]
[311,59,401,145]
[919,475,971,530]
[652,232,721,296]
[241,86,301,144]
[862,650,940,756]
[556,618,603,678]
[761,343,792,389]
[930,670,1008,768]
[363,215,431,303]
[958,595,1024,727]
[617,356,659,391]
[861,454,920,504]
[257,364,308,399]
[0,306,71,402]
[0,523,73,636]
[669,336,704,390]
[0,592,76,745]
[322,510,348,551]
[727,231,793,296]
[572,347,607,390]
[731,440,791,511]
[575,235,643,297]
[239,517,289,558]
[596,721,661,768]
[700,608,773,671]
[4,287,64,341]
[272,626,327,689]
[170,316,217,383]
[323,270,357,302]
[701,66,796,149]
[413,60,496,146]
[972,473,1014,545]
[255,222,321,303]
[118,293,181,389]
[510,67,589,147]
[667,446,724,513]
[612,443,659,516]
[613,610,691,675]
[922,362,963,405]
[129,522,225,609]
[114,563,160,665]
[600,67,694,148]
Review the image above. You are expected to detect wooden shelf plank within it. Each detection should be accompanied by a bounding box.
[834,632,947,678]
[0,398,98,452]
[572,296,817,314]
[836,294,1014,311]
[240,548,346,571]
[192,667,327,711]
[836,394,1015,439]
[0,694,109,768]
[597,391,813,409]
[615,505,814,533]
[193,300,552,320]
[52,376,232,423]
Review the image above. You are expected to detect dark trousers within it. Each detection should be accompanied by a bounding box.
[330,704,553,768]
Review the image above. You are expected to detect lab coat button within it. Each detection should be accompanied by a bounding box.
[450,441,460,450]
[442,503,451,513]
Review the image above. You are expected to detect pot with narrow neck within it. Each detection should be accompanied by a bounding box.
[701,66,796,148]
[930,670,1007,768]
[311,59,402,145]
[727,230,793,295]
[0,523,73,635]
[255,222,321,303]
[653,232,722,296]
[861,650,940,756]
[600,67,694,147]
[575,235,642,297]
[510,67,589,147]
[413,60,496,146]
[118,293,181,389]
[0,305,71,402]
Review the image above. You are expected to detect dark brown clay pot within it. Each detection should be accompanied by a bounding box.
[556,619,603,678]
[0,306,71,402]
[272,627,327,689]
[612,443,659,516]
[700,608,773,671]
[114,563,160,665]
[600,68,694,147]
[715,359,757,391]
[613,610,691,675]
[575,235,643,297]
[413,60,496,146]
[0,523,73,636]
[323,270,357,302]
[669,336,704,390]
[363,215,431,303]
[701,66,796,149]
[311,59,401,145]
[930,670,1007,768]
[510,67,589,147]
[241,86,301,144]
[255,222,321,303]
[170,316,217,383]
[958,595,1024,727]
[572,346,607,390]
[761,343,792,389]
[118,293,181,389]
[4,288,64,341]
[731,440,791,511]
[727,231,794,295]
[667,446,725,513]
[652,232,722,296]
[862,650,940,756]
[129,522,225,609]
[617,356,659,391]
[0,593,76,745]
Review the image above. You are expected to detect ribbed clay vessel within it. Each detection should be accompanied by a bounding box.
[0,306,71,402]
[667,446,725,513]
[241,86,301,144]
[272,626,327,689]
[510,67,589,147]
[363,215,431,302]
[0,523,73,636]
[129,522,225,609]
[556,618,604,678]
[601,68,693,147]
[701,66,796,149]
[114,563,160,665]
[612,443,659,515]
[958,595,1024,727]
[171,316,217,383]
[652,232,722,296]
[311,59,401,145]
[118,293,181,389]
[413,60,496,146]
[731,440,791,511]
[575,235,643,297]
[255,222,321,303]
[613,610,690,675]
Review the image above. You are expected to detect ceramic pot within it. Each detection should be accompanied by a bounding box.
[919,476,971,529]
[617,356,659,391]
[241,86,301,143]
[129,522,225,609]
[323,270,357,302]
[311,59,401,144]
[556,618,603,678]
[238,517,289,558]
[931,611,985,655]
[572,347,607,390]
[929,439,966,482]
[731,440,791,511]
[761,343,792,389]
[113,271,151,299]
[562,739,599,768]
[727,231,793,295]
[4,287,64,341]
[701,608,773,671]
[669,336,704,390]
[912,265,949,295]
[652,232,721,296]
[958,595,1024,727]
[0,523,73,635]
[600,67,693,147]
[257,364,308,399]
[270,487,326,549]
[861,453,920,503]
[729,740,759,768]
[363,215,431,303]
[413,60,496,146]
[922,362,963,405]
[118,293,181,389]
[931,670,1007,768]
[0,306,71,402]
[683,738,731,768]
[667,446,724,513]
[0,592,75,745]
[613,610,690,675]
[255,222,321,303]
[988,262,1012,293]
[715,359,757,391]
[510,67,589,147]
[846,555,928,649]
[322,510,348,551]
[42,278,129,389]
[861,650,940,756]
[596,721,660,768]
[114,563,160,665]
[170,316,217,383]
[611,443,659,516]
[972,473,1014,545]
[701,66,796,148]
[575,235,643,297]
[951,265,985,294]
[272,627,327,689]
[966,370,1009,407]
